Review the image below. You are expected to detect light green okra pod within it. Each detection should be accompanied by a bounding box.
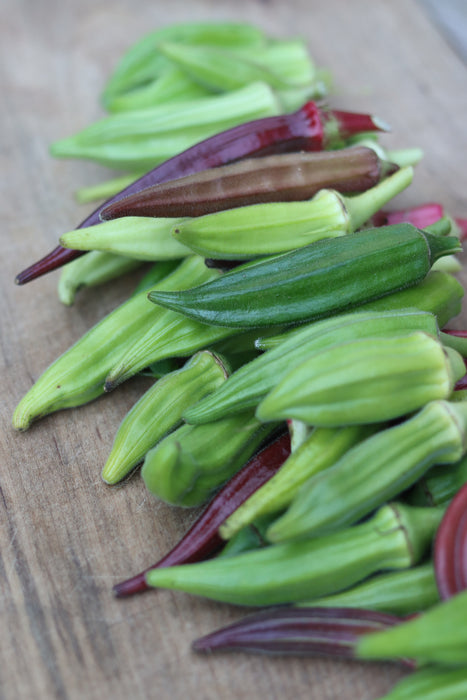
[378,666,467,700]
[219,424,375,541]
[358,586,467,667]
[57,251,142,306]
[172,167,413,259]
[268,400,467,542]
[257,332,465,427]
[145,503,444,606]
[12,257,216,431]
[297,562,439,616]
[60,216,191,261]
[102,351,229,485]
[184,308,441,425]
[141,411,275,507]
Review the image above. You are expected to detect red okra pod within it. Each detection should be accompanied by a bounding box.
[16,102,384,285]
[113,432,290,597]
[434,481,467,600]
[192,606,412,663]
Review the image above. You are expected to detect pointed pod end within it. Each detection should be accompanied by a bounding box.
[113,572,150,598]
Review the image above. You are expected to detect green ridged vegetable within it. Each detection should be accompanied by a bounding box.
[184,308,441,425]
[141,411,275,507]
[12,256,221,430]
[268,400,467,542]
[148,224,461,329]
[60,216,191,261]
[219,424,375,540]
[378,667,467,700]
[57,251,142,306]
[102,351,229,485]
[297,563,439,616]
[408,454,467,507]
[256,332,465,427]
[358,587,467,667]
[144,503,444,606]
[172,167,413,259]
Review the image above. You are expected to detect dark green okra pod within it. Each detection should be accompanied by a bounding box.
[408,454,467,507]
[357,586,467,666]
[297,563,439,616]
[148,224,461,328]
[267,399,467,542]
[184,308,442,425]
[378,666,467,700]
[141,411,276,507]
[102,351,229,484]
[219,424,375,540]
[257,333,465,427]
[144,503,444,606]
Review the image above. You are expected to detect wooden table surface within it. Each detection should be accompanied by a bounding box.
[2,1,467,698]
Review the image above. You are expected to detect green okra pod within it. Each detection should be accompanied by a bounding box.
[172,167,413,259]
[60,216,191,261]
[141,411,276,507]
[57,251,142,306]
[257,332,465,427]
[297,563,439,616]
[357,586,467,667]
[148,224,461,329]
[144,502,444,606]
[378,666,467,700]
[267,400,467,542]
[12,257,219,430]
[102,351,229,485]
[219,424,375,541]
[184,308,442,425]
[408,453,467,507]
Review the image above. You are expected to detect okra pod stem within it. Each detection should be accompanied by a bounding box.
[144,503,444,606]
[102,351,229,484]
[267,400,467,542]
[113,433,290,597]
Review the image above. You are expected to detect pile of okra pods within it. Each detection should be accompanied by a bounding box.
[14,20,467,699]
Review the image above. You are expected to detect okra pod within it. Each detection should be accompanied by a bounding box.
[257,333,465,427]
[379,667,467,700]
[144,503,444,606]
[12,257,213,430]
[298,563,439,616]
[407,454,467,507]
[148,224,461,329]
[267,400,467,542]
[102,351,229,485]
[219,424,374,541]
[184,308,441,425]
[141,412,275,507]
[172,167,413,259]
[57,251,142,306]
[100,146,395,220]
[434,481,467,600]
[357,587,467,666]
[60,216,190,261]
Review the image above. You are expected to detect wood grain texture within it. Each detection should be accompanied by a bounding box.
[1,1,467,698]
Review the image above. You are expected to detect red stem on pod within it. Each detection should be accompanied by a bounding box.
[434,481,467,600]
[113,432,291,598]
[15,103,387,284]
[192,606,414,667]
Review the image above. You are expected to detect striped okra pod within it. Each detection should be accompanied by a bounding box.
[184,308,443,425]
[297,562,439,616]
[144,502,444,606]
[256,333,465,427]
[12,257,234,430]
[102,351,229,485]
[141,412,276,507]
[357,586,467,666]
[267,399,467,542]
[148,224,461,328]
[171,167,413,259]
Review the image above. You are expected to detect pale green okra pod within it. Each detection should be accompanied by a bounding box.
[267,399,467,542]
[378,667,467,700]
[102,351,229,485]
[257,332,465,427]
